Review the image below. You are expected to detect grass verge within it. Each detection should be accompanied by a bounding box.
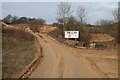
[2,27,38,78]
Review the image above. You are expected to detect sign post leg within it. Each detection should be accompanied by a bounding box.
[75,38,77,44]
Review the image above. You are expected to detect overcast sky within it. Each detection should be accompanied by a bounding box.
[2,2,118,24]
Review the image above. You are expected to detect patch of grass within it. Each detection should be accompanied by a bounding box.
[2,27,38,78]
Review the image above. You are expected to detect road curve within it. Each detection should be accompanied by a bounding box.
[29,34,109,78]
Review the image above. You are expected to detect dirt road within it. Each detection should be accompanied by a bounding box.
[29,34,118,78]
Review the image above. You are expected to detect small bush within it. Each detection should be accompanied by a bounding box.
[29,19,45,32]
[2,27,34,41]
[48,29,65,43]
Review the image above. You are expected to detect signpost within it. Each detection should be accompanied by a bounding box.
[65,31,79,44]
[65,31,79,38]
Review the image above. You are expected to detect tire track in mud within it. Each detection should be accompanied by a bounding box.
[74,53,109,78]
[58,56,64,78]
[85,57,109,78]
[86,57,118,78]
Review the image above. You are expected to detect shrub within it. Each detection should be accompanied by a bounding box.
[2,27,34,41]
[29,19,45,32]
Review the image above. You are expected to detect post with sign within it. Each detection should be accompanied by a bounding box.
[65,31,79,44]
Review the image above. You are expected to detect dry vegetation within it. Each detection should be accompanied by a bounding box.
[48,23,118,49]
[2,24,38,78]
[48,2,118,49]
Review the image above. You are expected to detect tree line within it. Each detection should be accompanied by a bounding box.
[2,14,45,24]
[2,14,46,32]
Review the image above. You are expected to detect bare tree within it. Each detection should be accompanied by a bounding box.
[98,19,114,34]
[76,6,86,25]
[113,8,118,22]
[57,2,72,33]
